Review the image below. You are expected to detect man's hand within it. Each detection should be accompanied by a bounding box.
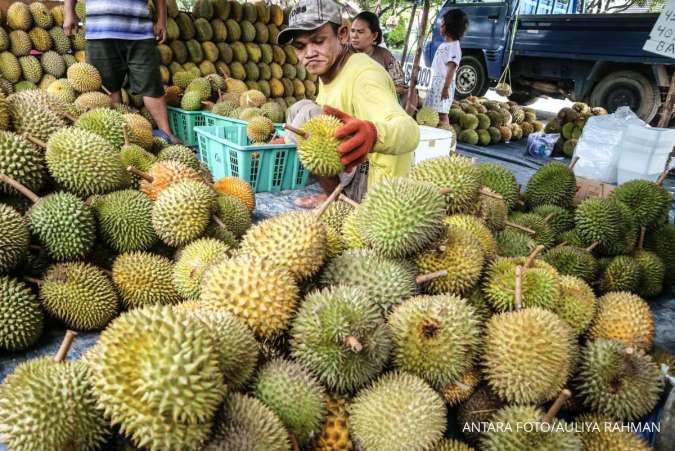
[441,86,450,100]
[324,105,377,171]
[63,13,78,37]
[154,22,167,44]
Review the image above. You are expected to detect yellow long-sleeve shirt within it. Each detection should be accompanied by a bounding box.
[316,52,420,187]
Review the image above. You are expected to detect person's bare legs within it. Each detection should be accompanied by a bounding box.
[294,175,339,208]
[143,95,179,142]
[439,112,450,127]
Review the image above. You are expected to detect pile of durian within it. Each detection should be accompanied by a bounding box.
[544,102,609,157]
[416,96,544,146]
[2,91,674,451]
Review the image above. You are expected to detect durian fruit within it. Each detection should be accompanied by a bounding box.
[316,396,354,451]
[214,193,251,238]
[120,146,157,188]
[254,358,327,445]
[213,176,256,211]
[7,89,68,141]
[434,439,476,451]
[75,91,112,111]
[319,248,418,314]
[542,244,598,283]
[246,115,275,143]
[587,292,654,350]
[457,385,504,444]
[342,207,366,250]
[200,254,299,338]
[532,204,574,236]
[410,154,481,214]
[496,228,536,257]
[174,303,258,390]
[483,255,560,312]
[444,214,498,261]
[598,255,640,293]
[416,227,485,296]
[416,106,440,127]
[0,356,110,451]
[645,222,675,286]
[0,203,29,273]
[296,114,344,177]
[39,262,119,331]
[40,50,66,78]
[552,275,597,335]
[317,199,353,258]
[290,285,391,393]
[0,52,22,83]
[87,306,226,451]
[524,162,576,209]
[482,308,576,404]
[239,211,326,280]
[112,252,183,309]
[358,177,446,258]
[472,191,507,232]
[66,62,102,92]
[479,404,581,451]
[205,393,291,451]
[45,127,129,197]
[0,276,43,351]
[138,160,204,200]
[158,144,201,171]
[576,413,651,451]
[152,180,216,247]
[19,55,43,82]
[610,179,671,228]
[349,372,446,451]
[46,78,76,103]
[634,249,665,298]
[92,189,157,252]
[123,113,155,149]
[49,27,71,54]
[508,212,556,248]
[239,89,266,107]
[389,295,481,389]
[173,238,231,300]
[577,339,664,420]
[574,197,625,253]
[440,367,481,407]
[7,2,33,30]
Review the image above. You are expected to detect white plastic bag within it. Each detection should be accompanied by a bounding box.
[526,132,559,159]
[573,107,646,184]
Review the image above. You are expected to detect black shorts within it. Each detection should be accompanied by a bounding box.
[86,39,164,97]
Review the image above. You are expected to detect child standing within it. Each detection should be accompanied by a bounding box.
[424,9,469,127]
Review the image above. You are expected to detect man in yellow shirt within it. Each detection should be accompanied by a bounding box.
[278,0,420,205]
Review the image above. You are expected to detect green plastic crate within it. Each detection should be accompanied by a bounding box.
[202,112,285,145]
[194,125,309,193]
[168,107,205,146]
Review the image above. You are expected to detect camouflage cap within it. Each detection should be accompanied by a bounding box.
[277,0,342,45]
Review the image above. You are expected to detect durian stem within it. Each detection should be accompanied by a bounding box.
[0,174,39,203]
[23,134,47,149]
[514,265,523,310]
[201,100,214,109]
[568,156,580,170]
[479,187,503,200]
[656,169,668,186]
[585,241,599,252]
[542,389,572,424]
[543,212,555,224]
[525,245,545,269]
[416,269,448,284]
[283,123,308,139]
[212,215,227,229]
[126,166,154,182]
[344,335,363,352]
[122,124,130,147]
[53,330,78,363]
[217,89,223,101]
[638,226,646,250]
[439,187,453,195]
[24,276,41,285]
[623,346,635,355]
[101,85,111,95]
[102,269,113,278]
[28,244,43,251]
[553,241,568,250]
[64,112,77,123]
[315,182,345,218]
[289,432,300,451]
[505,221,535,235]
[339,194,360,208]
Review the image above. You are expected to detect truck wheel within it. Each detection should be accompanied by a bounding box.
[455,55,488,99]
[590,70,660,122]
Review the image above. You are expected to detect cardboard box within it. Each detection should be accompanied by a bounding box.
[573,176,617,206]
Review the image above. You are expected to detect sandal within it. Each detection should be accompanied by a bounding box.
[153,129,182,145]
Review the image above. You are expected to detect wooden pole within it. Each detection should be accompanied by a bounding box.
[404,0,431,114]
[657,72,675,128]
[399,1,418,66]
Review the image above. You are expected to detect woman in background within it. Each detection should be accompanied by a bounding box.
[350,11,407,96]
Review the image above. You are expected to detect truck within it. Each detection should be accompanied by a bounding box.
[420,0,673,122]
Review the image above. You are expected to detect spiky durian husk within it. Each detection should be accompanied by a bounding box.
[341,207,366,249]
[496,228,536,257]
[444,215,498,261]
[0,203,29,273]
[457,385,504,444]
[645,222,675,286]
[173,238,231,300]
[290,285,391,393]
[634,249,665,298]
[524,162,577,209]
[92,189,157,252]
[296,114,344,177]
[587,292,654,350]
[349,372,446,451]
[542,245,598,283]
[441,368,481,407]
[507,212,556,248]
[157,144,200,171]
[473,192,507,232]
[577,340,664,420]
[434,439,476,451]
[478,163,520,211]
[316,396,354,451]
[389,295,481,389]
[410,155,481,214]
[531,204,575,235]
[416,106,439,126]
[553,275,596,335]
[0,131,46,197]
[246,115,275,143]
[66,62,102,92]
[87,306,226,451]
[213,176,256,211]
[140,160,204,200]
[598,255,641,294]
[575,413,651,451]
[200,254,299,338]
[574,198,624,252]
[0,276,43,351]
[112,251,183,309]
[214,193,251,238]
[75,107,134,148]
[482,308,576,404]
[610,179,671,228]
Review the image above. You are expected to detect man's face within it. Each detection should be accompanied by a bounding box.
[291,24,344,76]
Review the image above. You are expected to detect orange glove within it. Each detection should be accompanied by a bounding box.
[324,105,378,171]
[270,137,286,144]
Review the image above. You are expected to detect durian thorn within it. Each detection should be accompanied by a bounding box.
[0,173,39,203]
[416,269,448,284]
[638,226,646,250]
[525,245,545,269]
[283,123,308,139]
[54,330,78,363]
[122,124,130,147]
[315,182,346,218]
[23,276,41,285]
[479,187,504,200]
[339,193,360,208]
[344,335,363,352]
[505,221,535,235]
[543,212,555,224]
[101,85,111,95]
[23,134,47,149]
[212,215,227,229]
[289,432,300,451]
[656,169,668,187]
[585,241,599,252]
[568,156,580,170]
[126,166,154,182]
[514,265,523,310]
[542,389,572,424]
[439,187,453,195]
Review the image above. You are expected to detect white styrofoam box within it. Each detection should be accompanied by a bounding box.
[414,126,456,164]
[616,124,675,184]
